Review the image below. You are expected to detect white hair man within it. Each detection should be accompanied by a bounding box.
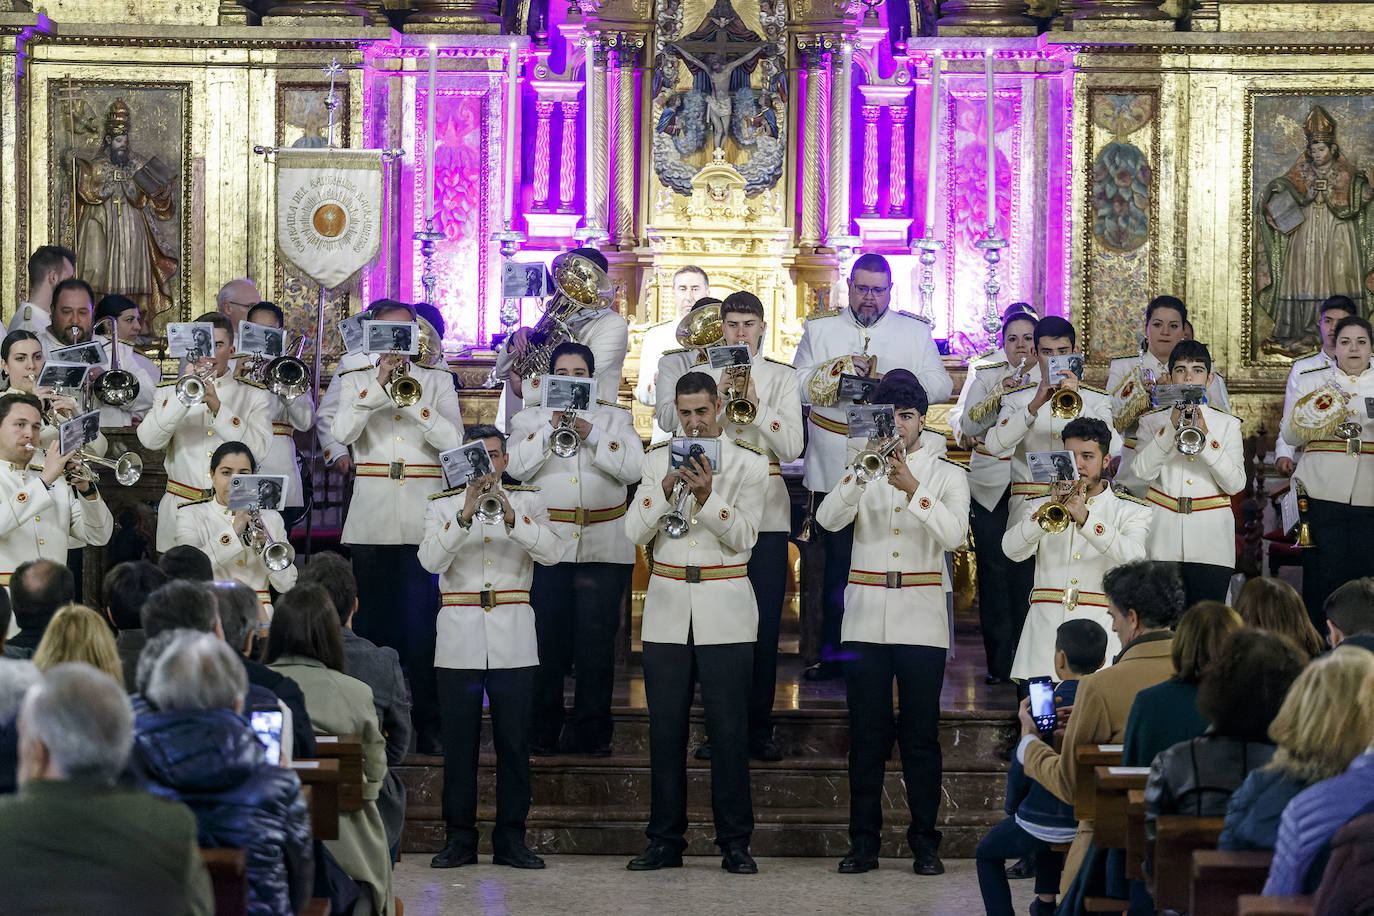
[216,277,260,329]
[0,663,213,913]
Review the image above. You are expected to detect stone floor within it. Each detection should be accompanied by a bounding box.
[393,855,989,915]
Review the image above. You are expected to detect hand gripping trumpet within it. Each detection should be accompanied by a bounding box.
[660,431,701,539]
[722,365,756,425]
[175,348,215,406]
[1032,479,1084,533]
[67,448,142,487]
[241,507,295,572]
[855,437,903,484]
[473,481,506,526]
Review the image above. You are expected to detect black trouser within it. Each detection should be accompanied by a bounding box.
[747,531,789,746]
[642,638,753,850]
[529,560,631,752]
[436,666,535,852]
[1302,498,1374,635]
[970,491,1036,680]
[814,488,855,664]
[351,544,441,742]
[844,642,947,851]
[1175,561,1234,608]
[975,816,1065,916]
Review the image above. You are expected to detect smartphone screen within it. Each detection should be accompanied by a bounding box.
[1028,677,1057,732]
[250,709,284,766]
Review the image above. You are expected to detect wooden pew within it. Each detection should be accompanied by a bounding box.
[313,734,364,812]
[290,758,341,841]
[1074,744,1124,822]
[1191,850,1274,916]
[1125,788,1147,880]
[200,847,247,916]
[1093,766,1150,851]
[1153,815,1225,912]
[1237,895,1314,916]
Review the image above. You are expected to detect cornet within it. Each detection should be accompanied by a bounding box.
[1033,480,1084,533]
[472,482,506,526]
[1175,406,1205,456]
[1050,386,1083,419]
[91,317,140,408]
[660,430,701,539]
[175,348,214,406]
[723,366,756,425]
[240,508,295,572]
[551,411,581,458]
[856,438,903,484]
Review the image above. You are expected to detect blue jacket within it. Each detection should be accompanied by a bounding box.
[1264,750,1374,896]
[1218,767,1311,852]
[1005,680,1079,832]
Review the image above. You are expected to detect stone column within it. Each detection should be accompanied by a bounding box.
[859,104,880,216]
[1069,0,1174,28]
[887,105,909,216]
[797,44,828,250]
[558,100,580,213]
[259,0,366,18]
[936,0,1037,34]
[530,101,555,213]
[825,38,853,246]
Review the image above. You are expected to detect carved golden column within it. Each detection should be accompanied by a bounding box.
[936,0,1037,34]
[608,34,643,250]
[1068,0,1174,29]
[404,0,503,32]
[825,36,853,247]
[260,0,368,18]
[797,41,828,251]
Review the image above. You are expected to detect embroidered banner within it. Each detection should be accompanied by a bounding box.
[275,148,384,289]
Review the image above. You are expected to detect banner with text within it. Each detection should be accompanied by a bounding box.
[275,148,384,290]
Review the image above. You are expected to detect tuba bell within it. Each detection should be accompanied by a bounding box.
[510,251,612,379]
[91,317,140,408]
[676,304,723,353]
[263,335,311,401]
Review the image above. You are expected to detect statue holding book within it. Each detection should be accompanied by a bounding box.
[74,99,180,318]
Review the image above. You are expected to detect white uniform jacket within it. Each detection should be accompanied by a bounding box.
[174,497,298,612]
[315,350,371,467]
[0,460,113,587]
[956,356,1041,511]
[634,319,678,443]
[1275,350,1333,466]
[794,307,953,492]
[418,485,562,669]
[7,302,46,336]
[1003,486,1151,680]
[331,362,464,545]
[138,374,274,552]
[1107,352,1231,496]
[624,436,768,646]
[494,307,629,425]
[259,392,313,509]
[653,353,804,533]
[815,446,970,648]
[982,384,1118,505]
[1131,405,1244,567]
[506,400,644,564]
[1283,363,1374,507]
[93,337,160,427]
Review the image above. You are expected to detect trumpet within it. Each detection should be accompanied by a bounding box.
[67,448,142,487]
[1175,405,1205,456]
[175,349,214,406]
[262,335,311,401]
[240,508,295,572]
[660,430,701,539]
[551,411,581,458]
[856,437,903,483]
[473,482,506,526]
[387,358,421,407]
[723,366,756,425]
[91,317,140,408]
[1050,385,1082,419]
[1033,480,1084,533]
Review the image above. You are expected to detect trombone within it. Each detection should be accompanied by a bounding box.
[91,317,140,408]
[241,508,295,572]
[1032,479,1084,533]
[262,335,311,401]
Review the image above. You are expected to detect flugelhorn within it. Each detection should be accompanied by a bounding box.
[241,507,295,571]
[551,411,581,458]
[91,317,140,408]
[1032,480,1084,533]
[263,335,311,401]
[660,430,701,539]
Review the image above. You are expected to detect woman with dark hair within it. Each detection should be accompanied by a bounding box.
[1233,576,1326,659]
[0,330,109,456]
[266,584,392,916]
[92,293,160,426]
[174,441,296,615]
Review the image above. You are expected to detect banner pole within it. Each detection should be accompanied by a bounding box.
[305,282,327,559]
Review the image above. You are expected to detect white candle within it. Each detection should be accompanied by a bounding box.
[424,43,437,224]
[505,40,518,222]
[923,51,941,236]
[985,48,995,233]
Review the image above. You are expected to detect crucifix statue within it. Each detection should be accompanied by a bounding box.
[669,29,767,155]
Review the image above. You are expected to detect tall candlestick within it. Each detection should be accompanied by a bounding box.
[504,40,518,223]
[984,48,995,232]
[424,44,437,223]
[923,52,941,235]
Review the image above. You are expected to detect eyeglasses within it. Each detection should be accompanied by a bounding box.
[853,285,889,297]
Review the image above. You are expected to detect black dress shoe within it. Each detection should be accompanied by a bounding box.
[693,741,712,760]
[984,674,1010,686]
[1005,855,1036,879]
[430,841,478,868]
[803,661,842,682]
[912,836,944,876]
[492,846,546,869]
[837,851,879,874]
[749,740,784,762]
[627,843,683,871]
[720,847,758,874]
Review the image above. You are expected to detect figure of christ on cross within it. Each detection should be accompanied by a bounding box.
[668,35,767,155]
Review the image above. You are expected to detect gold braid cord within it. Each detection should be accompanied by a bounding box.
[1290,384,1349,443]
[1110,367,1152,433]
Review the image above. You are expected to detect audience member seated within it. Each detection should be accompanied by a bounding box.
[0,663,213,914]
[103,560,168,689]
[1016,560,1185,893]
[978,619,1107,916]
[1234,576,1326,659]
[32,604,125,687]
[1144,629,1305,875]
[299,550,411,855]
[142,579,315,757]
[1123,601,1243,767]
[0,660,39,794]
[1309,796,1374,916]
[1323,577,1374,653]
[1222,645,1374,851]
[158,544,214,582]
[1263,646,1374,896]
[2,559,76,660]
[0,583,10,644]
[265,584,393,916]
[133,631,312,916]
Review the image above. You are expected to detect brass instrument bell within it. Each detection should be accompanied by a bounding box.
[91,317,140,408]
[1050,387,1082,419]
[675,304,723,350]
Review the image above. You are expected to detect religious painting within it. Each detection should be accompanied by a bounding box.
[1082,89,1158,362]
[651,0,788,197]
[1247,92,1374,362]
[49,82,189,326]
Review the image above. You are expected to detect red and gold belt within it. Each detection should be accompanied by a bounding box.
[442,590,531,609]
[355,461,442,480]
[847,569,942,588]
[1031,587,1108,610]
[1306,439,1374,456]
[547,503,627,526]
[1146,489,1232,515]
[272,423,293,437]
[650,561,748,583]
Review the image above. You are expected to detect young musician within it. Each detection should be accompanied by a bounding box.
[137,312,273,552]
[0,392,114,590]
[420,425,560,870]
[331,302,463,753]
[624,371,768,874]
[954,303,1039,685]
[0,332,108,458]
[92,295,160,427]
[507,342,644,757]
[1002,418,1151,680]
[1131,341,1244,605]
[9,245,74,336]
[816,373,970,877]
[239,302,313,514]
[315,298,407,476]
[794,253,953,680]
[1281,315,1374,629]
[175,441,297,614]
[1275,295,1355,476]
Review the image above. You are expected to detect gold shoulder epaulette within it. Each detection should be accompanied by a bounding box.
[177,495,213,508]
[1080,384,1107,396]
[505,484,540,492]
[1299,364,1328,375]
[661,347,689,356]
[646,440,670,451]
[805,309,842,321]
[939,456,970,472]
[1007,383,1038,394]
[1142,404,1170,416]
[1113,487,1150,506]
[734,439,765,455]
[762,355,794,368]
[977,360,1009,372]
[234,375,267,390]
[428,486,464,500]
[156,378,177,388]
[898,310,934,325]
[925,425,953,439]
[597,398,630,411]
